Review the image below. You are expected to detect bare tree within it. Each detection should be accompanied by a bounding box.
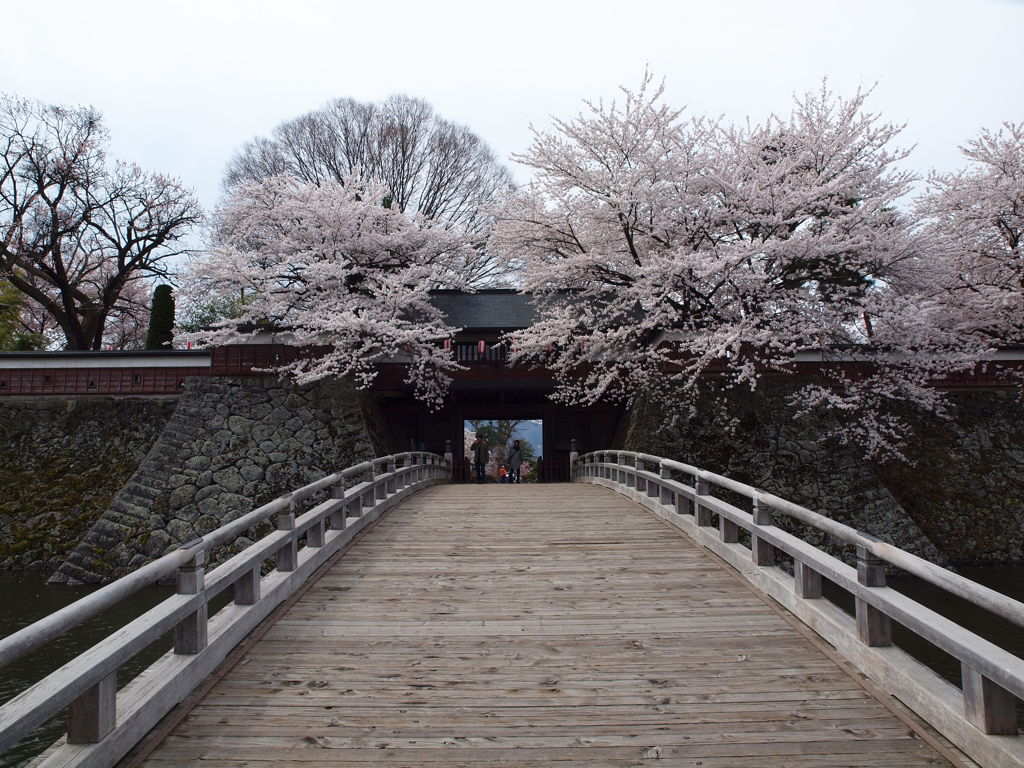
[224,94,513,285]
[0,95,202,350]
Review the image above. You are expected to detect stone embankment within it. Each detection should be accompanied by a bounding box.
[2,375,1020,584]
[49,376,387,583]
[0,397,176,572]
[619,383,1024,566]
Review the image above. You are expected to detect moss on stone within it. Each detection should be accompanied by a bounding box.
[0,397,176,570]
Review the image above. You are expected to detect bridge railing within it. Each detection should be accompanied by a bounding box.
[575,449,1024,768]
[0,451,449,768]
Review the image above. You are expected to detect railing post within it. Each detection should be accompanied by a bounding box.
[234,566,260,605]
[617,455,627,486]
[675,483,692,516]
[855,544,892,647]
[719,512,739,544]
[647,463,661,500]
[349,492,364,520]
[67,671,116,744]
[330,482,348,529]
[307,510,326,548]
[694,477,713,527]
[375,461,388,501]
[385,458,397,495]
[174,547,208,654]
[961,663,1018,735]
[569,439,579,479]
[275,501,298,572]
[794,560,822,598]
[401,455,412,489]
[751,500,775,565]
[659,464,672,506]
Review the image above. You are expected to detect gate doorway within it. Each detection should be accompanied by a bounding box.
[460,418,542,483]
[375,397,622,484]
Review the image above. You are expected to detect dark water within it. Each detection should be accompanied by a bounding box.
[1,566,1023,766]
[0,571,174,768]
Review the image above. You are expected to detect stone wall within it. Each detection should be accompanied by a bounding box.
[51,376,390,583]
[871,391,1024,564]
[618,382,1024,565]
[0,397,176,571]
[618,382,942,563]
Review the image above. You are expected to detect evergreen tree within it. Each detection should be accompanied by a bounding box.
[145,284,175,350]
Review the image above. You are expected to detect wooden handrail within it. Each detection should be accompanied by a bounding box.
[0,451,450,763]
[589,450,1024,629]
[574,449,1024,767]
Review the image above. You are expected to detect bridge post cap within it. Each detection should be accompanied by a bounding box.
[179,548,207,569]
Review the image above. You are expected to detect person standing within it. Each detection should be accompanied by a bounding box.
[471,433,487,483]
[508,440,523,484]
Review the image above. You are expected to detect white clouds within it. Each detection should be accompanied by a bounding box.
[2,0,1020,211]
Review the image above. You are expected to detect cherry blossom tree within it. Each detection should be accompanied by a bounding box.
[917,122,1024,343]
[494,76,978,459]
[182,175,468,406]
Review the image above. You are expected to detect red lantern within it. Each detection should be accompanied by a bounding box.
[443,338,451,351]
[477,340,486,356]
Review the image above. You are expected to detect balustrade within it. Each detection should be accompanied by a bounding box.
[572,448,1024,768]
[0,451,450,767]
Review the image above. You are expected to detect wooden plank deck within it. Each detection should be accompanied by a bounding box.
[137,484,959,767]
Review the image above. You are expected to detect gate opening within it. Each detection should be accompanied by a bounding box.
[462,418,544,482]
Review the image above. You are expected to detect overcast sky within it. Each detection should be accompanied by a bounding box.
[3,0,1022,214]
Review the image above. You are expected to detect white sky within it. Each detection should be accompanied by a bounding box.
[3,0,1022,213]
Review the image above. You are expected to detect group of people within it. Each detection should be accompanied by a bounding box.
[470,433,527,484]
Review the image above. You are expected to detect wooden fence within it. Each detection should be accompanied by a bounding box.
[0,452,450,768]
[574,449,1024,768]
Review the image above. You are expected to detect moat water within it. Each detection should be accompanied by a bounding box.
[0,572,174,768]
[1,565,1023,767]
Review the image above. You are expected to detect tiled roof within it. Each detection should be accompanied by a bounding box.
[429,290,538,331]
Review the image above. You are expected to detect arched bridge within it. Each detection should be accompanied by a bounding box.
[2,452,1022,767]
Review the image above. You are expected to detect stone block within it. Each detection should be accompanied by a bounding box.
[169,485,197,509]
[240,465,265,482]
[184,455,212,472]
[228,416,254,435]
[212,467,245,493]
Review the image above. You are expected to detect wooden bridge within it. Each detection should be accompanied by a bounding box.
[2,451,1023,767]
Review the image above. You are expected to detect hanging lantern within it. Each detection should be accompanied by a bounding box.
[477,340,486,357]
[443,338,451,351]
